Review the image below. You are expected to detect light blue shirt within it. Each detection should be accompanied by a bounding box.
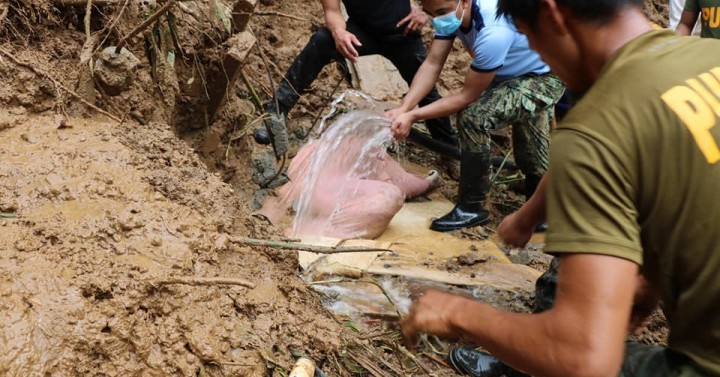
[435,0,550,80]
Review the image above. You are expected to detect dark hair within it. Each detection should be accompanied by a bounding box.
[497,0,644,28]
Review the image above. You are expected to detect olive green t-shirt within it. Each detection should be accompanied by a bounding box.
[684,0,720,39]
[545,30,720,375]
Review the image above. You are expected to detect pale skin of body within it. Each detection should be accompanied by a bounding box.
[322,0,430,63]
[279,140,439,239]
[400,2,659,376]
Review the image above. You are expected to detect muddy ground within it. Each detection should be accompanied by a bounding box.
[0,0,668,376]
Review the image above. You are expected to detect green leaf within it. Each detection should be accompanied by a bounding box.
[343,321,360,333]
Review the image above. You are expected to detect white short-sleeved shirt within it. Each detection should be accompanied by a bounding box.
[435,0,550,80]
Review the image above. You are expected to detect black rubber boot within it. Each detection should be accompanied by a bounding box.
[448,348,529,377]
[430,151,491,232]
[524,174,543,200]
[533,257,559,313]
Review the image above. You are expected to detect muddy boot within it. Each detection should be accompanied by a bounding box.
[430,151,491,232]
[525,174,548,233]
[254,102,290,158]
[533,257,559,313]
[448,347,529,377]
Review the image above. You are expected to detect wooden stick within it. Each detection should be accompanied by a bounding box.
[83,0,94,71]
[240,69,263,111]
[0,6,8,27]
[115,0,177,53]
[84,0,92,39]
[396,345,433,376]
[54,0,179,6]
[345,350,387,377]
[360,343,404,376]
[150,276,255,289]
[0,48,121,122]
[420,351,450,368]
[395,344,432,376]
[230,236,393,254]
[252,11,308,22]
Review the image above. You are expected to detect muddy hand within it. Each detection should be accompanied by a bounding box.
[334,30,362,63]
[401,289,464,348]
[397,4,429,36]
[497,211,534,248]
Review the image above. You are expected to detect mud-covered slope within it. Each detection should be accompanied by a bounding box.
[0,112,345,376]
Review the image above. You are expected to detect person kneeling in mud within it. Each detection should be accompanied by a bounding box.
[276,110,439,239]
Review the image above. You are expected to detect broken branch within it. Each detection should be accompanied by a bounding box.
[55,0,179,6]
[396,344,433,376]
[0,48,121,122]
[345,350,388,377]
[420,351,450,368]
[240,69,263,111]
[252,11,308,22]
[230,236,393,254]
[115,0,177,53]
[149,276,255,289]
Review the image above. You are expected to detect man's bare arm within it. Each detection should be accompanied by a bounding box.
[409,66,494,121]
[322,0,345,35]
[403,253,638,377]
[498,174,548,247]
[322,0,362,61]
[676,10,699,35]
[396,38,454,112]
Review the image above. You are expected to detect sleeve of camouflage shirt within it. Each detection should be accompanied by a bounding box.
[544,128,643,264]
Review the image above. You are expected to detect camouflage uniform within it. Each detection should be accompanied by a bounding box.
[457,73,565,178]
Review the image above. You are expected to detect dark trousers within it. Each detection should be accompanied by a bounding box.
[272,20,457,146]
[533,259,710,376]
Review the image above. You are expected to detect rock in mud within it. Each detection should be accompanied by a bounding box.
[457,251,489,266]
[94,47,141,96]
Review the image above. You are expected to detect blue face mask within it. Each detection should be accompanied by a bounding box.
[431,1,465,35]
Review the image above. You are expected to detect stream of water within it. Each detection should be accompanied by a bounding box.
[292,107,394,238]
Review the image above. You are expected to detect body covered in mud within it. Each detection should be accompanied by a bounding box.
[277,110,437,239]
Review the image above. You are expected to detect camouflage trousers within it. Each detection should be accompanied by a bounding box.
[457,73,565,177]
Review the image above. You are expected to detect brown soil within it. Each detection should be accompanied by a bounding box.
[0,0,669,375]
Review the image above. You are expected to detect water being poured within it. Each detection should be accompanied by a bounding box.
[291,108,395,238]
[315,90,379,135]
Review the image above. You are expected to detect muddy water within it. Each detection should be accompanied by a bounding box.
[0,112,346,376]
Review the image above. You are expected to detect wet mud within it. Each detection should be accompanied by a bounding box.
[0,0,670,374]
[0,112,344,376]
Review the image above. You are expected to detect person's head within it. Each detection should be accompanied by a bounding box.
[421,0,473,34]
[497,0,644,91]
